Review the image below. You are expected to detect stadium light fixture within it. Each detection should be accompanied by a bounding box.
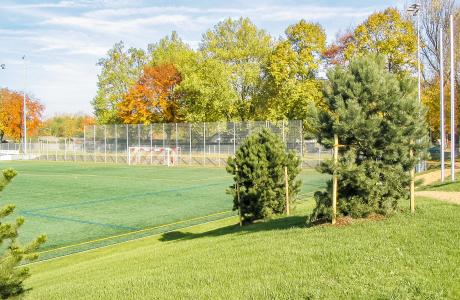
[0,64,5,70]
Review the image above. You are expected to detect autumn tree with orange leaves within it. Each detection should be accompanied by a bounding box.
[117,64,182,124]
[0,88,44,142]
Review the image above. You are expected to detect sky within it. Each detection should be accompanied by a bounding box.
[0,0,406,117]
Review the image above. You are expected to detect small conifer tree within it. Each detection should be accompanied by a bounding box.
[0,168,46,298]
[311,55,429,221]
[227,129,301,224]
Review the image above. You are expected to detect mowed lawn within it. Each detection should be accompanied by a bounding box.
[0,161,328,259]
[25,198,460,299]
[421,180,460,192]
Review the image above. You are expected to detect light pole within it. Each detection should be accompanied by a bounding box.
[407,3,422,104]
[450,15,456,181]
[407,3,424,172]
[440,28,446,182]
[22,55,27,155]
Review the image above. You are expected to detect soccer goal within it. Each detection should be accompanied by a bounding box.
[128,146,178,166]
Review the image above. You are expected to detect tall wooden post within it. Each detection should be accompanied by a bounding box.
[332,134,338,225]
[235,164,242,227]
[285,166,290,216]
[410,141,415,213]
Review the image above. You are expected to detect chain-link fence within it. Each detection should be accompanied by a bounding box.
[0,120,332,168]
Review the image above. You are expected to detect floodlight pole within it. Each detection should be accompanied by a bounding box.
[408,3,423,172]
[450,15,456,181]
[440,29,446,182]
[22,56,27,155]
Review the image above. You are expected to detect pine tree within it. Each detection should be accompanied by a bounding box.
[226,129,301,224]
[311,55,429,221]
[0,168,46,299]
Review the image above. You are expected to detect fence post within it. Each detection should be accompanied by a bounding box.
[126,125,129,165]
[162,123,166,165]
[46,139,49,160]
[332,134,339,225]
[285,166,289,216]
[189,124,192,165]
[115,124,118,164]
[175,123,179,166]
[83,126,86,162]
[93,125,96,162]
[64,138,67,161]
[73,140,76,162]
[137,124,141,164]
[104,125,107,163]
[150,124,153,165]
[235,164,242,227]
[233,122,236,155]
[300,123,303,169]
[218,123,221,167]
[410,141,415,213]
[203,122,206,166]
[55,141,58,161]
[282,120,285,143]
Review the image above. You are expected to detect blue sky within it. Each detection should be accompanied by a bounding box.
[0,0,406,117]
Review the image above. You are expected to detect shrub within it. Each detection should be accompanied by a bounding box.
[311,55,429,221]
[0,168,47,298]
[226,129,301,224]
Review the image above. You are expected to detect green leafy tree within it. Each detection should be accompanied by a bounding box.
[226,129,301,224]
[344,8,417,75]
[311,55,428,221]
[149,32,237,122]
[258,20,326,131]
[92,41,147,124]
[0,169,46,298]
[177,56,238,122]
[201,17,272,120]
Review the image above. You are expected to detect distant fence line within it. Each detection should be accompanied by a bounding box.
[0,120,332,168]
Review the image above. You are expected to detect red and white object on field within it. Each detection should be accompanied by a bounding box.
[128,147,178,166]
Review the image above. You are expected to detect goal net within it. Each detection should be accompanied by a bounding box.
[128,147,178,166]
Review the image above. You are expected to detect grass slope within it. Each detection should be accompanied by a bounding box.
[25,198,460,299]
[421,180,460,192]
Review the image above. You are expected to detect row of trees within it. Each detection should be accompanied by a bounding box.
[0,89,95,142]
[93,7,428,134]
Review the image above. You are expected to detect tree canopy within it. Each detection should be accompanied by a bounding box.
[0,89,44,142]
[312,55,429,221]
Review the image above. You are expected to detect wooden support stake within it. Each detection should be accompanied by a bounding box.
[332,134,338,225]
[410,141,415,213]
[235,164,242,227]
[285,166,290,216]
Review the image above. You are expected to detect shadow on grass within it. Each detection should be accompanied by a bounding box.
[419,180,460,191]
[159,215,310,242]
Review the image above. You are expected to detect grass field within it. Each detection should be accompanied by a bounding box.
[0,161,328,259]
[24,198,460,299]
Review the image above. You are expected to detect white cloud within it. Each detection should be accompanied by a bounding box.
[0,0,402,116]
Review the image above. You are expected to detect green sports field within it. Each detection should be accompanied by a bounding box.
[0,161,328,260]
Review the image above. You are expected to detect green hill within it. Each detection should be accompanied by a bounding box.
[25,198,459,299]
